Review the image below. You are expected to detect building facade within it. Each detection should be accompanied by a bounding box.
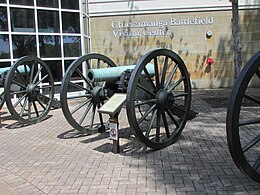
[89,0,260,88]
[0,0,90,93]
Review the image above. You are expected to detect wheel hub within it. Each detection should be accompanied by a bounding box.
[26,84,40,99]
[156,90,175,109]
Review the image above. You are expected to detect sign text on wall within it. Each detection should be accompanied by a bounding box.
[111,16,214,38]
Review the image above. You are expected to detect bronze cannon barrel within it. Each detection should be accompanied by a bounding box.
[86,63,154,83]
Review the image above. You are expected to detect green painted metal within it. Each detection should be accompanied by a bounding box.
[0,65,30,75]
[86,63,154,83]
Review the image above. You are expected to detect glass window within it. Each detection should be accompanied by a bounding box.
[12,35,36,58]
[10,0,34,6]
[0,7,8,31]
[63,36,81,57]
[0,62,10,68]
[11,8,35,32]
[39,35,61,58]
[62,12,80,33]
[43,60,62,82]
[61,0,79,10]
[0,0,6,4]
[37,0,58,8]
[38,10,60,33]
[0,35,10,59]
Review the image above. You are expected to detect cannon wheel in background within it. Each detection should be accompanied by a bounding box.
[4,56,54,124]
[0,91,4,110]
[226,51,260,183]
[60,53,117,133]
[126,49,191,149]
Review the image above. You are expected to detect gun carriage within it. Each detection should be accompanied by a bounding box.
[0,56,55,124]
[60,49,192,149]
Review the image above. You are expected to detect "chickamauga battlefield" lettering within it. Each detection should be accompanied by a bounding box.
[111,16,214,38]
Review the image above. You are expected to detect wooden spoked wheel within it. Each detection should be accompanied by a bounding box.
[226,51,260,183]
[126,49,191,149]
[4,56,54,124]
[60,53,117,133]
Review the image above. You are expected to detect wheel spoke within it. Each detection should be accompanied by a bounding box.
[143,67,156,92]
[12,90,26,95]
[135,99,156,106]
[28,101,32,120]
[19,97,28,117]
[167,76,185,92]
[71,98,91,114]
[145,109,157,138]
[11,79,26,89]
[76,68,93,89]
[242,134,260,153]
[244,93,260,105]
[33,100,39,117]
[15,68,27,86]
[165,64,178,89]
[137,104,156,125]
[154,57,160,89]
[67,94,92,100]
[137,83,156,97]
[161,56,168,88]
[69,81,92,93]
[166,109,180,128]
[79,101,93,125]
[156,111,161,142]
[174,93,188,99]
[13,93,27,108]
[162,111,170,138]
[239,118,260,126]
[32,66,43,84]
[35,99,47,111]
[36,93,49,109]
[253,155,260,170]
[35,75,48,86]
[256,69,260,79]
[24,64,29,83]
[29,62,35,83]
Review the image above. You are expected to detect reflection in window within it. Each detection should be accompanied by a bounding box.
[38,10,60,33]
[61,0,79,10]
[0,62,10,69]
[63,36,81,57]
[0,0,6,3]
[64,60,74,71]
[39,35,61,58]
[37,0,58,8]
[11,8,35,32]
[0,35,10,59]
[12,35,36,58]
[43,60,62,82]
[62,12,80,33]
[0,7,8,31]
[10,0,34,6]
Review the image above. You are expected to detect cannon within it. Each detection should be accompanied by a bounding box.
[226,50,260,183]
[60,49,192,149]
[1,56,56,124]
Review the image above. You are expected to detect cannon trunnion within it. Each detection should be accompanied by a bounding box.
[60,49,192,149]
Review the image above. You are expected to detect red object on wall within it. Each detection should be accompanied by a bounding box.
[206,58,214,65]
